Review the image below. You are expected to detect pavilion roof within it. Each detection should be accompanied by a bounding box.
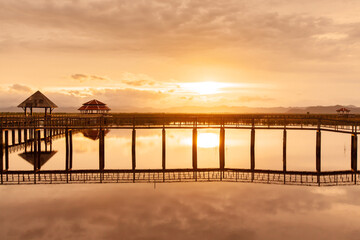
[336,107,350,112]
[18,91,58,109]
[83,99,106,105]
[78,99,110,110]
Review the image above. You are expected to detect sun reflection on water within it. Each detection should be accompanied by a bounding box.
[181,132,219,148]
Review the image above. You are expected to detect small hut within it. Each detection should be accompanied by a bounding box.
[78,99,110,114]
[336,107,350,115]
[18,91,58,116]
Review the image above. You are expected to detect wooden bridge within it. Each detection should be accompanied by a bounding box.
[1,113,360,186]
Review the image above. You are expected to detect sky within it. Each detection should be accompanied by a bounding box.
[1,0,360,111]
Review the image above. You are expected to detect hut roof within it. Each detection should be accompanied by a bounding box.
[78,99,110,111]
[18,91,58,109]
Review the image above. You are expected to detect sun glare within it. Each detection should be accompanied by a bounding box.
[181,132,219,148]
[180,81,230,95]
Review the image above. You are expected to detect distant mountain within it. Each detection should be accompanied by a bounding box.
[1,105,359,114]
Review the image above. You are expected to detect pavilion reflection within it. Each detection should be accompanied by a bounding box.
[18,151,58,169]
[81,129,110,141]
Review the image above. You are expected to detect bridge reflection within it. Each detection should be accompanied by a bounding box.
[1,169,359,186]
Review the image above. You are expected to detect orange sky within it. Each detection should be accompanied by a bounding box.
[1,0,360,111]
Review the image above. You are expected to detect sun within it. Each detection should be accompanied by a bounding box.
[181,132,219,148]
[180,81,228,95]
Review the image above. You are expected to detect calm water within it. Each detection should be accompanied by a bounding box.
[1,129,359,240]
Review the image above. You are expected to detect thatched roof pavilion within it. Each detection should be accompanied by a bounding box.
[18,91,58,116]
[78,99,110,114]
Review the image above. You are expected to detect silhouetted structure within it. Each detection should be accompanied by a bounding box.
[18,91,58,116]
[337,107,351,115]
[78,99,110,114]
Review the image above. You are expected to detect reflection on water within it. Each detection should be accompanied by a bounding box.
[5,128,357,171]
[2,128,360,240]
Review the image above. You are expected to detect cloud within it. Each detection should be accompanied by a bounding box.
[0,0,357,62]
[71,74,108,82]
[238,96,275,102]
[9,84,31,92]
[120,72,156,87]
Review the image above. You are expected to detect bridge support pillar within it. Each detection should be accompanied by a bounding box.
[316,130,321,173]
[0,129,3,184]
[11,130,15,146]
[69,130,73,170]
[37,130,41,170]
[18,129,21,144]
[162,128,166,170]
[250,128,255,171]
[192,128,197,170]
[219,127,225,170]
[65,129,69,171]
[24,128,27,146]
[4,130,8,171]
[283,129,287,172]
[33,129,37,184]
[351,134,357,172]
[132,129,136,171]
[99,129,105,171]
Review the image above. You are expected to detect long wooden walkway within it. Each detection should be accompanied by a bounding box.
[1,114,360,187]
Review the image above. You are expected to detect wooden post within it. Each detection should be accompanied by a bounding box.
[24,128,27,145]
[33,128,37,184]
[132,128,136,170]
[250,128,255,171]
[18,129,21,144]
[4,130,8,171]
[11,130,15,145]
[283,129,287,172]
[37,130,41,170]
[351,134,357,172]
[316,130,321,173]
[219,127,225,170]
[69,130,73,170]
[162,128,166,170]
[65,128,69,171]
[192,128,198,170]
[0,129,3,184]
[99,129,104,171]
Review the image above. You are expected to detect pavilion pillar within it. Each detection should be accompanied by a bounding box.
[351,134,357,172]
[132,128,136,171]
[192,127,198,170]
[283,129,287,172]
[219,127,225,170]
[162,128,166,170]
[99,129,105,171]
